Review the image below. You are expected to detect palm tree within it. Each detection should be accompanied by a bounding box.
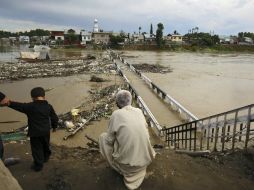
[195,27,199,33]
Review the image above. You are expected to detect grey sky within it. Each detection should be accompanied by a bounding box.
[0,0,253,35]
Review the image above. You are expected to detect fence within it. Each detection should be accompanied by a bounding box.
[107,50,254,152]
[111,55,162,135]
[162,104,254,152]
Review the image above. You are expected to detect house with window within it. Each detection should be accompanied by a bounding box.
[131,33,145,43]
[92,31,112,44]
[50,31,64,41]
[19,36,30,43]
[80,30,92,45]
[165,34,183,43]
[144,33,156,43]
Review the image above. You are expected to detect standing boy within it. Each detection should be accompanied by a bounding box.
[0,92,6,159]
[0,87,58,171]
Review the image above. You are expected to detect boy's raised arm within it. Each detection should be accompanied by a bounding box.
[0,92,5,101]
[0,92,10,107]
[8,101,30,114]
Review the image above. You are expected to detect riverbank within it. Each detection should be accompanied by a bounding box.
[3,140,254,190]
[113,44,254,53]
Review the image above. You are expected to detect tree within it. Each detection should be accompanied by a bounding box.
[150,24,153,36]
[138,26,141,35]
[173,30,179,35]
[196,27,199,33]
[65,29,78,44]
[184,32,219,46]
[67,29,76,34]
[29,29,50,36]
[156,23,164,47]
[109,34,125,47]
[238,32,254,41]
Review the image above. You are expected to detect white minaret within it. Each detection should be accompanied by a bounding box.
[93,19,99,32]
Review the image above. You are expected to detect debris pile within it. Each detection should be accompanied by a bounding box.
[132,63,172,73]
[90,75,106,82]
[58,84,123,140]
[0,55,115,82]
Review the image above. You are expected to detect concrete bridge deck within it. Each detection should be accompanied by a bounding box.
[115,59,183,128]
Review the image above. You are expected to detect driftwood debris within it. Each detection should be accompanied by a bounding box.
[175,150,211,157]
[90,75,106,82]
[85,135,99,145]
[0,121,20,124]
[85,135,99,149]
[63,119,91,140]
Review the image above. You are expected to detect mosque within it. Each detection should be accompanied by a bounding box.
[92,19,112,45]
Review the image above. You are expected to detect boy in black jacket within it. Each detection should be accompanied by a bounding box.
[0,87,58,171]
[0,92,6,159]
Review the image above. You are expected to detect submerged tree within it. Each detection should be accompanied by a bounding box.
[156,23,164,47]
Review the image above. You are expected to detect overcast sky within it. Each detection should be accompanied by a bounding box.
[0,0,253,35]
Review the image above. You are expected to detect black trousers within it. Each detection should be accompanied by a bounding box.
[0,136,3,160]
[30,134,51,168]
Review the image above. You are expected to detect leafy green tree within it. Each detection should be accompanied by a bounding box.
[65,29,78,44]
[156,23,164,47]
[184,32,219,46]
[238,32,254,41]
[109,34,125,47]
[29,29,50,36]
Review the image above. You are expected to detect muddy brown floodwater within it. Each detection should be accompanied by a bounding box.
[0,74,122,133]
[1,49,254,190]
[121,51,254,118]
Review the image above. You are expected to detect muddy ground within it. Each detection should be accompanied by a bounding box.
[3,139,254,190]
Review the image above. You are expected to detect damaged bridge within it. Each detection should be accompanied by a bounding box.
[108,50,254,153]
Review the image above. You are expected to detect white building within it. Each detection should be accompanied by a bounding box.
[80,30,92,45]
[244,37,253,44]
[19,36,30,43]
[93,19,99,32]
[165,34,183,42]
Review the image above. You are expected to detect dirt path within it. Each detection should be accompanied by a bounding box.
[4,140,254,190]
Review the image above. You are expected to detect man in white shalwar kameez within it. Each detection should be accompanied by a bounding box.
[99,90,156,190]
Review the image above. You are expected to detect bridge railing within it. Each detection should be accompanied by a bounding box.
[109,50,199,123]
[162,104,254,152]
[107,50,254,152]
[112,57,162,135]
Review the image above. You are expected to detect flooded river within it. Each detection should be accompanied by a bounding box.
[121,51,254,118]
[0,47,254,131]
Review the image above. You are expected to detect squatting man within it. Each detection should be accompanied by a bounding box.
[99,90,156,190]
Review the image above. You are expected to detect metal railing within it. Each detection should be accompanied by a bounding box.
[109,50,198,123]
[107,50,254,152]
[162,104,254,152]
[110,54,162,135]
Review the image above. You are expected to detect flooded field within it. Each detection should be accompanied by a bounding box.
[121,51,254,118]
